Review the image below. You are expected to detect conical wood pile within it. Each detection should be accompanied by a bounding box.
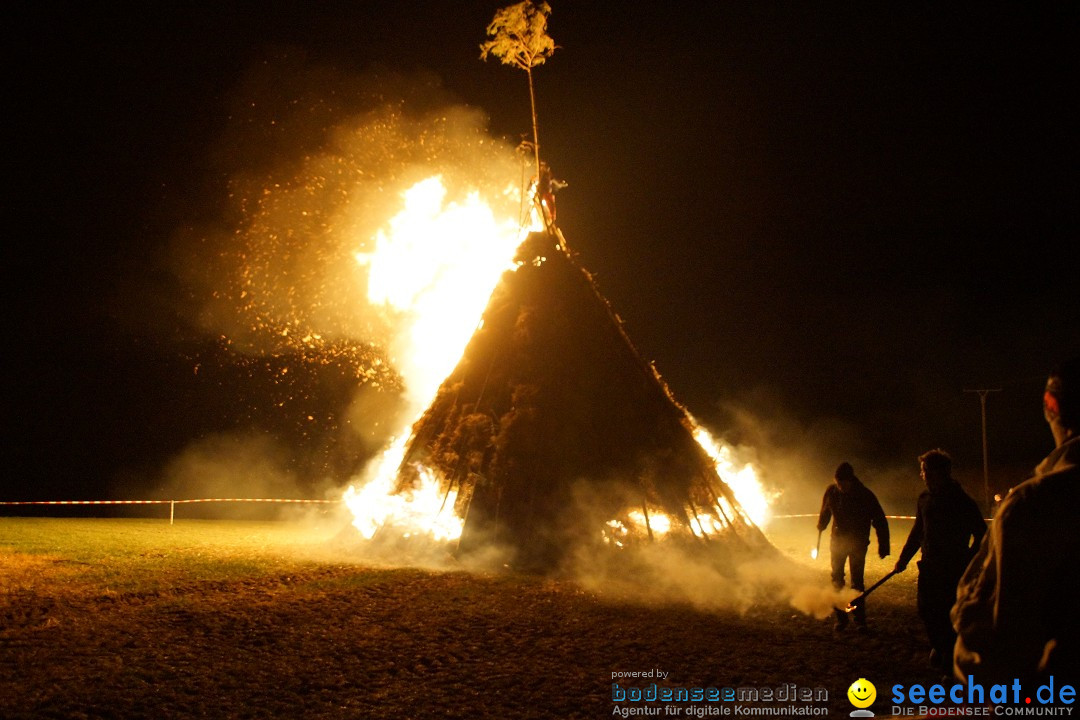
[394,230,771,571]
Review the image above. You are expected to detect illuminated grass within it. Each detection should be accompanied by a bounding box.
[1,516,932,719]
[0,517,351,591]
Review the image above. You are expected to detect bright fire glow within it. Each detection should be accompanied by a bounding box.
[344,176,530,540]
[691,512,727,536]
[810,547,819,559]
[342,435,463,542]
[355,176,526,407]
[628,510,671,536]
[602,511,676,547]
[692,425,775,527]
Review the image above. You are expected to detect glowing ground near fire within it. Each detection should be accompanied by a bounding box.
[0,515,946,718]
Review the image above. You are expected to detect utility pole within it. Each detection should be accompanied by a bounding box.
[964,388,1002,514]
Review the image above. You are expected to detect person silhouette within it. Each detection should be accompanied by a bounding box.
[952,357,1080,684]
[894,449,986,673]
[818,462,890,632]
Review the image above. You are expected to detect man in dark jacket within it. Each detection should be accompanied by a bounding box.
[894,449,986,672]
[818,462,890,631]
[952,357,1080,685]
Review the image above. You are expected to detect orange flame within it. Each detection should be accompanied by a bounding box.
[354,176,528,407]
[342,435,464,542]
[344,176,531,540]
[692,424,777,527]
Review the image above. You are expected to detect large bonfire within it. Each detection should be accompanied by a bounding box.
[344,175,775,572]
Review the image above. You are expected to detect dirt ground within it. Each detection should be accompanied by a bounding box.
[1,519,943,719]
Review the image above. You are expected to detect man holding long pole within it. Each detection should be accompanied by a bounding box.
[817,462,890,633]
[893,449,986,674]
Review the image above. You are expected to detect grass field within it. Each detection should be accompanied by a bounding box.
[0,514,941,719]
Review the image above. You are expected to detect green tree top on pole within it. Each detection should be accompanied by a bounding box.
[480,1,557,180]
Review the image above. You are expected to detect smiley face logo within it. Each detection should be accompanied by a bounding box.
[847,678,876,709]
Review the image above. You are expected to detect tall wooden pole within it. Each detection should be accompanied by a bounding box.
[965,388,1001,513]
[526,66,540,178]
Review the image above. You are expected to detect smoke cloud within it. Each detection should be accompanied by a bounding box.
[566,538,857,620]
[175,59,521,362]
[154,432,297,495]
[159,53,524,494]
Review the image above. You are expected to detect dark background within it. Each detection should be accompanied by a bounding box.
[5,2,1077,514]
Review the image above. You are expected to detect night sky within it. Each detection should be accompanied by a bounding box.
[6,2,1078,513]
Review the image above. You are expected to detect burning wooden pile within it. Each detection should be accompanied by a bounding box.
[389,229,772,571]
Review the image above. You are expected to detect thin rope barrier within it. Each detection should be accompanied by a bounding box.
[0,498,341,524]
